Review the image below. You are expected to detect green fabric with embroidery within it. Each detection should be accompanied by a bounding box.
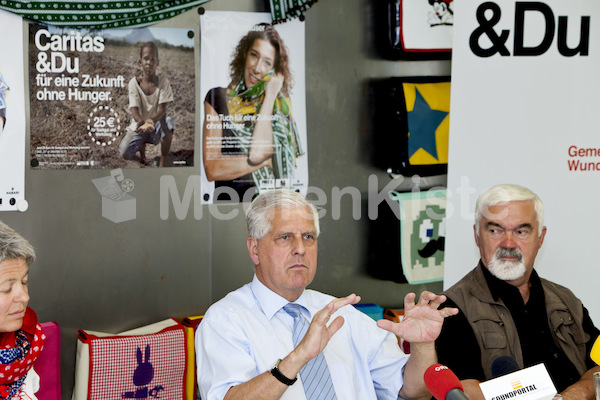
[269,0,318,23]
[0,0,319,28]
[0,0,211,29]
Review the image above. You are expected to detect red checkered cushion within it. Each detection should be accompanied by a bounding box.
[74,319,187,400]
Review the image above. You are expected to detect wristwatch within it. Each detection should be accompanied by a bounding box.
[270,359,297,385]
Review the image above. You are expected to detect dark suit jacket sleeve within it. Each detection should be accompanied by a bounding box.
[435,298,487,381]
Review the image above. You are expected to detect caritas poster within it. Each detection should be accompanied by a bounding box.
[0,10,26,211]
[29,25,195,169]
[200,11,308,203]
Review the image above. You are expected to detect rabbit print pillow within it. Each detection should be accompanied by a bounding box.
[72,319,187,400]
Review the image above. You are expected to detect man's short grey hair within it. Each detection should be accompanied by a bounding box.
[0,220,35,266]
[246,189,320,240]
[475,184,544,235]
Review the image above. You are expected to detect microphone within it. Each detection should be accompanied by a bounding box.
[424,363,469,400]
[491,355,520,378]
[591,336,600,365]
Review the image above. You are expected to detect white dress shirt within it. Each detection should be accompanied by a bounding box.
[196,275,408,400]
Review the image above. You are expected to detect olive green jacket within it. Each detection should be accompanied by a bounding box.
[444,265,589,380]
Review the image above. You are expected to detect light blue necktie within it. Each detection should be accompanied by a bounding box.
[283,303,337,400]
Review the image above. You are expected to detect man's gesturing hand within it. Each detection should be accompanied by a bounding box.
[293,294,361,363]
[376,291,458,343]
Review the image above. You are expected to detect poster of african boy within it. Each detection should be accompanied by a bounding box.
[199,11,308,203]
[0,10,26,211]
[389,189,446,284]
[29,25,195,169]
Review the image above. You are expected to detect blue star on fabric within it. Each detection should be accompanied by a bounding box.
[407,88,448,160]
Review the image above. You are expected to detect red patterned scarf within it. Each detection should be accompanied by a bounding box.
[0,308,45,399]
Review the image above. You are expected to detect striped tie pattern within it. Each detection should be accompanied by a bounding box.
[283,303,337,400]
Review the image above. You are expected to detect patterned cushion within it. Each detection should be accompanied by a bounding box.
[73,319,187,400]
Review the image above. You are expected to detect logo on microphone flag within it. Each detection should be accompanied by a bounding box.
[510,379,523,390]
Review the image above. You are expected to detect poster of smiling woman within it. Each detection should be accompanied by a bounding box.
[0,10,26,211]
[200,11,308,204]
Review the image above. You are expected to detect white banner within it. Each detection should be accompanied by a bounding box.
[0,10,26,211]
[445,0,600,324]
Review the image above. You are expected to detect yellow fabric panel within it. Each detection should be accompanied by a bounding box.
[403,82,451,165]
[183,315,204,400]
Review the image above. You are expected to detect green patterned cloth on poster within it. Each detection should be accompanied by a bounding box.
[269,0,318,23]
[389,189,446,284]
[225,70,303,190]
[0,0,211,29]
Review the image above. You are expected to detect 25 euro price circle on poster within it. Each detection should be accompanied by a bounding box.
[87,105,121,146]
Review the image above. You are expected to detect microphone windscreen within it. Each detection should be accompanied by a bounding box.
[491,355,520,378]
[424,363,464,400]
[591,336,600,365]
